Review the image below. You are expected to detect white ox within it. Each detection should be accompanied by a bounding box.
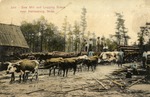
[6,59,39,82]
[99,51,121,64]
[76,55,89,71]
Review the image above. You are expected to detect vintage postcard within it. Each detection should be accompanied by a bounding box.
[0,0,150,97]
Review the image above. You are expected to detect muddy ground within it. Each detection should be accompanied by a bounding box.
[0,64,150,97]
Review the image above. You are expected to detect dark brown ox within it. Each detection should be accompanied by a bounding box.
[44,57,63,76]
[6,59,39,82]
[44,57,77,77]
[82,56,99,71]
[59,57,77,77]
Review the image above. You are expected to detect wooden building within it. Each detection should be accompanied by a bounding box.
[0,23,29,61]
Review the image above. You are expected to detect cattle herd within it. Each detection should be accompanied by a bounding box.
[2,51,133,83]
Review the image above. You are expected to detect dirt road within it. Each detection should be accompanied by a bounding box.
[0,64,149,97]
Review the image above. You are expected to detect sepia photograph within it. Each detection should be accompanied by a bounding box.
[0,0,150,97]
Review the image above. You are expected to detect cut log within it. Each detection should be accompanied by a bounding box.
[111,80,124,87]
[127,77,145,88]
[106,75,125,87]
[93,78,108,90]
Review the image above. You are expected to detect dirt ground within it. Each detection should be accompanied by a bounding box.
[0,64,150,97]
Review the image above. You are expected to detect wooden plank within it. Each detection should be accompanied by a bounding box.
[106,75,125,87]
[93,78,108,90]
[127,77,145,88]
[111,80,124,87]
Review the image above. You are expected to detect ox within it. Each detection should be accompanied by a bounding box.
[77,55,98,71]
[99,52,118,65]
[44,57,63,76]
[6,59,39,82]
[44,57,77,77]
[83,56,98,71]
[59,58,77,77]
[77,55,89,71]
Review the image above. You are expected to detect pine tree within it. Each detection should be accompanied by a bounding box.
[80,7,87,52]
[67,24,73,52]
[62,16,68,52]
[81,7,87,38]
[73,21,80,52]
[115,13,130,46]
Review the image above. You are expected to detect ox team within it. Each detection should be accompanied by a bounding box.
[5,52,124,83]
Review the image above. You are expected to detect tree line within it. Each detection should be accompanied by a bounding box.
[20,16,65,52]
[22,9,145,53]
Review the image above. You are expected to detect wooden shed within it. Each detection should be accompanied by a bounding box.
[0,23,29,61]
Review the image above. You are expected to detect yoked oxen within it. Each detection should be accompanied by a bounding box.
[77,55,89,71]
[44,57,63,76]
[44,57,78,77]
[82,56,99,71]
[59,57,77,77]
[6,59,39,83]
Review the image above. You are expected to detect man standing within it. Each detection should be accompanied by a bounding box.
[97,37,100,52]
[118,50,124,67]
[142,51,147,68]
[88,38,94,56]
[120,50,124,62]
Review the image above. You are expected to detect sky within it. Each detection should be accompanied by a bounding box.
[0,0,150,45]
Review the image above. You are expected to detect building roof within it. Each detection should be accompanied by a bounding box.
[0,23,29,48]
